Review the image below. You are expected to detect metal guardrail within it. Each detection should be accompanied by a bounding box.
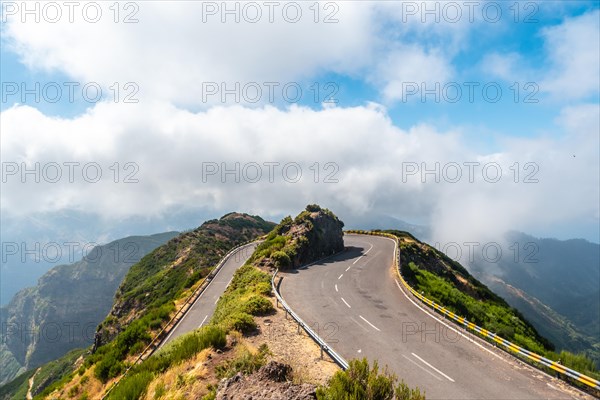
[272,264,349,370]
[101,240,258,399]
[346,230,600,391]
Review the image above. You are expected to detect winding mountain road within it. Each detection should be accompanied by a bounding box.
[279,234,591,399]
[158,242,257,349]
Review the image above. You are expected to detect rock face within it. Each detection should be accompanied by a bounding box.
[265,205,344,270]
[0,232,178,385]
[216,361,316,400]
[292,207,345,266]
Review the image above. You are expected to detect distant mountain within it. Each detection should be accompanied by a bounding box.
[93,213,275,349]
[469,232,600,366]
[0,231,178,385]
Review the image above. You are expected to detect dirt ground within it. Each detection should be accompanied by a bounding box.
[246,298,340,386]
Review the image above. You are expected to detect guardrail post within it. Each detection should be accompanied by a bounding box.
[297,322,301,334]
[320,344,324,360]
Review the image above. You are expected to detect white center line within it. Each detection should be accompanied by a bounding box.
[359,315,381,331]
[338,274,343,280]
[335,284,338,292]
[345,266,351,271]
[402,355,442,381]
[199,315,208,327]
[352,243,374,265]
[394,280,502,361]
[411,353,455,382]
[341,297,351,308]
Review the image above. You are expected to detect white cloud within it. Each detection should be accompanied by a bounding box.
[372,45,453,102]
[2,101,598,244]
[481,9,600,101]
[2,1,376,107]
[540,9,600,100]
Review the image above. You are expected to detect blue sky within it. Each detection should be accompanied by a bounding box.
[1,1,599,303]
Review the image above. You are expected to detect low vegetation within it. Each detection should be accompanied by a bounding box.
[248,204,344,270]
[106,325,226,399]
[316,358,425,400]
[29,349,86,399]
[382,230,600,383]
[0,214,274,399]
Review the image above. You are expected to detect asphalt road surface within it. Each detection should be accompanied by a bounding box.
[158,242,257,349]
[279,234,590,400]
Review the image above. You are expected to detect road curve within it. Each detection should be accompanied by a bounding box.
[279,234,591,400]
[158,242,257,348]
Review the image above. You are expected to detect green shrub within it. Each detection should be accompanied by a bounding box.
[242,294,274,315]
[67,385,79,397]
[221,311,257,333]
[216,344,270,378]
[271,250,291,268]
[94,352,124,383]
[107,371,154,400]
[153,382,166,399]
[168,326,226,364]
[395,380,426,400]
[316,359,424,400]
[254,281,272,296]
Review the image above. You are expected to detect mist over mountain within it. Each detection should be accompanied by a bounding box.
[468,231,600,366]
[0,232,178,385]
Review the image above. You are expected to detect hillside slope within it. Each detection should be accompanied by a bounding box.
[0,232,178,386]
[384,229,599,384]
[469,231,600,366]
[0,213,274,399]
[93,213,275,349]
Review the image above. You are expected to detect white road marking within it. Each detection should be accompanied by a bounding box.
[352,243,374,265]
[214,297,219,304]
[402,354,442,381]
[159,243,255,348]
[546,383,559,391]
[394,280,503,360]
[341,297,352,308]
[226,276,233,287]
[199,315,208,327]
[358,349,362,353]
[335,284,338,292]
[338,274,343,280]
[345,266,351,271]
[359,315,381,331]
[350,316,370,333]
[411,353,455,382]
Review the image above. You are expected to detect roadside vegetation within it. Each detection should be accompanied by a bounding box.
[104,240,275,399]
[316,358,425,400]
[380,230,600,383]
[0,214,273,399]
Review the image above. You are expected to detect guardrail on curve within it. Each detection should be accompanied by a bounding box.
[272,262,350,370]
[101,240,258,399]
[345,230,600,391]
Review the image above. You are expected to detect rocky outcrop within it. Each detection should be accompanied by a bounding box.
[259,205,344,270]
[216,361,316,400]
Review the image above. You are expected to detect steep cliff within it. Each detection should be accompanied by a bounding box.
[0,232,178,385]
